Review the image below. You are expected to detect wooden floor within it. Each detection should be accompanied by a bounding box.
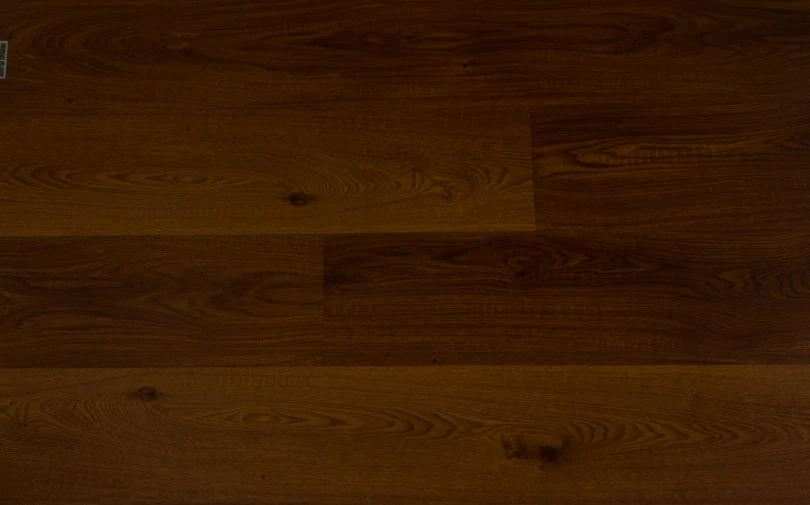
[2,0,810,503]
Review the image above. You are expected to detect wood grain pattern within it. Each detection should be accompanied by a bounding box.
[325,233,810,365]
[2,0,809,501]
[2,0,809,115]
[2,366,809,505]
[533,101,810,242]
[0,105,533,235]
[0,236,323,366]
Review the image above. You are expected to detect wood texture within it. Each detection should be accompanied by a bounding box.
[2,366,809,505]
[2,0,810,501]
[0,106,533,235]
[533,101,810,242]
[0,236,323,366]
[2,0,809,115]
[325,233,810,365]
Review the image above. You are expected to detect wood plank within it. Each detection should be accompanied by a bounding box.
[324,233,810,365]
[532,101,810,243]
[1,366,809,504]
[2,0,809,115]
[0,235,323,366]
[0,105,533,235]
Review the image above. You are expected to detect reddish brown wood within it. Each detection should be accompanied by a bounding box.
[1,0,809,502]
[0,106,533,235]
[2,0,808,114]
[0,235,323,366]
[325,232,810,365]
[2,366,809,505]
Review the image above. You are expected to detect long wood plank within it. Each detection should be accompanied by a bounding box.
[532,101,810,242]
[324,233,810,365]
[0,236,323,366]
[0,105,533,235]
[2,0,808,114]
[1,366,809,504]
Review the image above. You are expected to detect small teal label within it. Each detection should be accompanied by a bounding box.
[0,41,7,79]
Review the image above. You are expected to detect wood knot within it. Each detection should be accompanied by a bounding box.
[503,434,529,460]
[136,386,159,402]
[537,445,560,465]
[506,255,538,280]
[288,192,312,206]
[502,434,561,467]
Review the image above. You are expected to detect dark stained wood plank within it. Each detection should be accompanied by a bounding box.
[0,105,533,235]
[2,0,809,114]
[324,233,810,365]
[2,366,809,504]
[532,101,810,243]
[0,235,323,366]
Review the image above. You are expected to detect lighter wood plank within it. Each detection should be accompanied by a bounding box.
[0,105,533,235]
[1,366,809,504]
[0,235,323,366]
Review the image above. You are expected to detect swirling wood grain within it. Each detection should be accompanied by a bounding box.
[1,0,809,113]
[1,366,809,504]
[325,232,810,365]
[0,235,323,366]
[533,101,810,242]
[0,106,533,235]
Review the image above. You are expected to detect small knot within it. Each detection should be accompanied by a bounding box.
[537,445,560,465]
[136,386,159,402]
[503,435,562,467]
[288,192,312,206]
[503,434,528,460]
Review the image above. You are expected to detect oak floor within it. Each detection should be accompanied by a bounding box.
[2,0,810,503]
